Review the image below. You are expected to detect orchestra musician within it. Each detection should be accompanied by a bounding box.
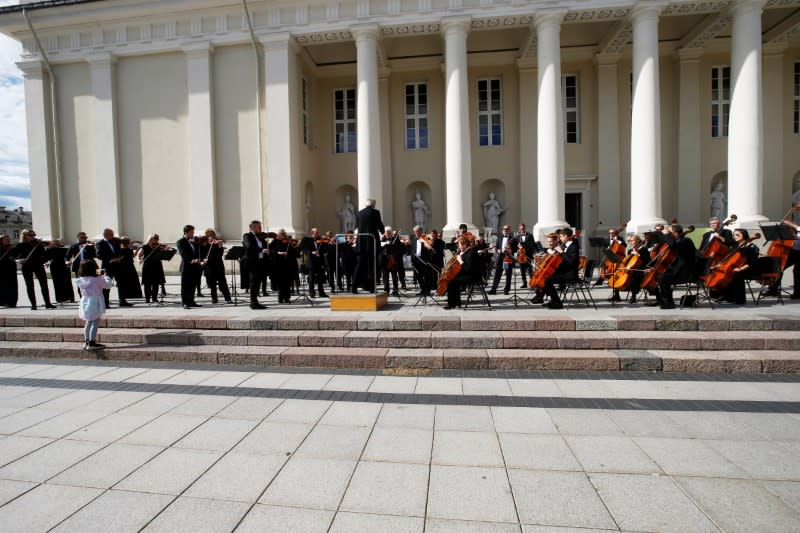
[379,227,402,296]
[408,226,435,296]
[541,227,580,310]
[176,225,203,309]
[46,239,74,304]
[116,237,143,304]
[594,226,626,286]
[488,224,518,295]
[530,232,559,304]
[647,223,697,310]
[15,229,56,310]
[136,234,166,304]
[352,197,385,294]
[719,229,759,305]
[96,228,131,307]
[65,232,97,297]
[201,229,232,304]
[779,203,800,299]
[516,223,534,287]
[268,228,297,304]
[430,229,446,273]
[699,216,734,252]
[609,234,647,304]
[0,234,18,307]
[337,230,357,293]
[474,235,493,281]
[443,235,482,310]
[300,227,329,298]
[242,220,269,309]
[324,231,338,293]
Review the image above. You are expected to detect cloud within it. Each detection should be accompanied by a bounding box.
[0,25,29,213]
[0,195,30,210]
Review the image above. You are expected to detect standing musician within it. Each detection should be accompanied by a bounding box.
[352,197,385,294]
[269,228,297,304]
[337,230,358,293]
[176,225,203,309]
[116,237,143,304]
[65,232,97,295]
[531,232,560,304]
[516,223,534,287]
[488,224,518,295]
[15,229,56,310]
[242,220,269,309]
[300,227,329,298]
[46,239,74,304]
[780,203,800,299]
[0,234,18,308]
[380,227,403,296]
[609,234,648,304]
[430,229,446,273]
[474,235,493,281]
[408,225,435,296]
[647,223,696,309]
[447,223,469,254]
[96,228,130,307]
[718,229,759,305]
[324,231,338,294]
[201,229,232,304]
[443,235,482,310]
[699,216,734,252]
[541,227,581,310]
[136,234,166,304]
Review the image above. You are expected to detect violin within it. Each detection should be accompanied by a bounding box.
[699,214,737,260]
[703,233,761,290]
[641,225,695,291]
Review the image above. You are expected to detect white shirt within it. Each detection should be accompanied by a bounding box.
[416,240,423,256]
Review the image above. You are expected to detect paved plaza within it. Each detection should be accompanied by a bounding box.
[0,359,799,532]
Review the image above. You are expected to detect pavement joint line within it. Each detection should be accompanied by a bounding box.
[2,376,799,413]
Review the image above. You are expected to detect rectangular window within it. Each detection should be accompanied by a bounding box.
[405,82,429,150]
[711,65,730,138]
[302,78,309,146]
[478,78,503,146]
[794,62,800,134]
[562,74,579,144]
[334,88,356,153]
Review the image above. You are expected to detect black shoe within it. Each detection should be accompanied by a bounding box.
[607,295,622,302]
[520,283,527,289]
[351,289,358,295]
[30,305,37,311]
[645,301,661,307]
[145,298,151,304]
[119,301,133,307]
[488,289,497,295]
[593,280,604,286]
[443,305,461,310]
[319,292,328,298]
[503,288,510,295]
[225,299,233,304]
[547,301,564,310]
[183,304,191,310]
[629,297,637,304]
[45,303,57,309]
[197,292,205,298]
[211,298,218,304]
[531,297,544,304]
[250,303,266,310]
[390,291,400,297]
[88,341,105,349]
[660,303,676,310]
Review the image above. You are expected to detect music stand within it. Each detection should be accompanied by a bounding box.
[760,223,795,242]
[224,246,244,306]
[588,237,606,248]
[411,257,440,307]
[498,259,530,307]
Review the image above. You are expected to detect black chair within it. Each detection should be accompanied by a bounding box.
[464,279,492,309]
[559,259,597,310]
[748,256,784,305]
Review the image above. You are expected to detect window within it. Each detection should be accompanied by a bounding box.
[405,83,429,150]
[711,66,730,138]
[334,88,356,153]
[794,62,800,134]
[562,74,579,144]
[302,78,310,146]
[478,78,502,146]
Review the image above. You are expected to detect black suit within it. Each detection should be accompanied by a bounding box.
[489,234,518,293]
[446,248,482,308]
[657,235,697,307]
[96,239,122,306]
[352,205,384,292]
[380,235,404,294]
[176,236,201,306]
[543,240,580,305]
[300,236,329,297]
[15,241,52,308]
[515,232,534,285]
[407,236,435,294]
[242,232,267,305]
[66,242,97,276]
[699,229,733,254]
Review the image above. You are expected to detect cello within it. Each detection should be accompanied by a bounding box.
[641,226,695,291]
[699,214,737,260]
[703,233,761,290]
[436,240,476,296]
[608,246,647,291]
[598,225,627,281]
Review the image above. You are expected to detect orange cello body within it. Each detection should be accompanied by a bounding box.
[435,255,461,296]
[704,234,761,291]
[640,226,696,291]
[528,252,563,290]
[608,251,646,291]
[599,239,626,280]
[699,214,737,261]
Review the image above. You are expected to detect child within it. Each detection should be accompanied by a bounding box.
[75,260,114,350]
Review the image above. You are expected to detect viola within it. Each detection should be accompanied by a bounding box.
[641,226,695,291]
[703,233,761,290]
[699,214,737,260]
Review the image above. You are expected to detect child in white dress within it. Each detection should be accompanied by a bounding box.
[75,260,114,350]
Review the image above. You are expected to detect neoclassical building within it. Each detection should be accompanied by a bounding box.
[1,0,800,244]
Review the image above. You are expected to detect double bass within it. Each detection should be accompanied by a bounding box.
[641,226,695,291]
[703,233,760,290]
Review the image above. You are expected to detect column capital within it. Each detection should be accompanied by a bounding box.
[258,32,296,52]
[85,51,116,68]
[16,60,44,79]
[676,47,703,62]
[181,40,214,57]
[440,16,471,37]
[534,9,566,30]
[351,23,380,43]
[629,1,667,22]
[730,0,765,17]
[594,52,621,66]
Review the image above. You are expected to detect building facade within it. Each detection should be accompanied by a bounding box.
[0,206,32,242]
[1,0,800,244]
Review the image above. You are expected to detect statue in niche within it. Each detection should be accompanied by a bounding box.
[709,182,727,220]
[338,192,356,233]
[410,191,430,231]
[482,192,504,233]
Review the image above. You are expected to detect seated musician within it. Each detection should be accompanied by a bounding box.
[719,229,759,305]
[542,228,580,310]
[610,234,647,304]
[647,223,696,309]
[408,226,435,296]
[531,232,559,304]
[488,224,518,295]
[699,216,734,253]
[594,226,626,286]
[781,202,800,300]
[443,236,482,309]
[380,227,402,296]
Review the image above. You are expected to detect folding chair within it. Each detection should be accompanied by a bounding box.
[559,259,597,310]
[748,256,784,305]
[464,279,492,309]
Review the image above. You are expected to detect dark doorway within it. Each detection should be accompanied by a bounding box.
[565,193,582,230]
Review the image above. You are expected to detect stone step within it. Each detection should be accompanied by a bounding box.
[2,327,799,352]
[0,341,797,373]
[1,313,798,332]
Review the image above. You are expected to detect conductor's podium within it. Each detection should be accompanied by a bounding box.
[330,292,389,311]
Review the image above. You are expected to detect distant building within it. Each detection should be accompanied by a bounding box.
[0,206,33,242]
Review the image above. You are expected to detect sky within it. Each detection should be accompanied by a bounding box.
[0,1,30,211]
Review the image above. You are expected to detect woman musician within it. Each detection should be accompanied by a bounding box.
[45,239,74,304]
[136,234,168,304]
[0,234,18,308]
[442,235,482,309]
[200,229,232,304]
[609,234,648,304]
[15,229,56,310]
[116,237,143,304]
[268,228,298,304]
[715,229,759,305]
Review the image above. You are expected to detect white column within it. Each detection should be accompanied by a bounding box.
[763,42,786,220]
[183,42,217,231]
[728,0,767,227]
[379,69,393,223]
[86,52,121,233]
[533,10,568,239]
[627,2,667,235]
[677,48,702,224]
[352,25,382,210]
[595,53,621,232]
[441,16,473,233]
[518,61,537,227]
[262,34,301,234]
[17,60,56,237]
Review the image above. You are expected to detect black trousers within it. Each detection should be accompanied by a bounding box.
[206,269,231,302]
[22,266,51,307]
[143,278,159,303]
[519,262,533,285]
[353,250,376,292]
[382,266,399,293]
[544,272,577,304]
[491,258,513,291]
[181,265,200,305]
[248,261,265,303]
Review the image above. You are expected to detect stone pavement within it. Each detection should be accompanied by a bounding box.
[1,359,800,531]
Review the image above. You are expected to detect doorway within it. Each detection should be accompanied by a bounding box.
[565,193,582,230]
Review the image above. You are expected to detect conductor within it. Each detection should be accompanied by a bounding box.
[352,197,385,294]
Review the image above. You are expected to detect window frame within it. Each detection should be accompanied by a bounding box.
[711,65,731,138]
[562,73,580,144]
[477,77,503,147]
[333,87,357,154]
[404,82,430,150]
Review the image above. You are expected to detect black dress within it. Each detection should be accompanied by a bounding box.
[47,246,74,303]
[0,245,18,307]
[140,245,165,302]
[116,247,143,300]
[202,242,231,302]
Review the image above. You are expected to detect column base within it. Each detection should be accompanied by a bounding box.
[731,214,770,230]
[625,217,668,237]
[532,220,570,242]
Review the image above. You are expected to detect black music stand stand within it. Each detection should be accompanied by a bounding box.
[293,259,315,306]
[412,259,440,307]
[224,246,244,306]
[760,223,795,242]
[498,260,529,307]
